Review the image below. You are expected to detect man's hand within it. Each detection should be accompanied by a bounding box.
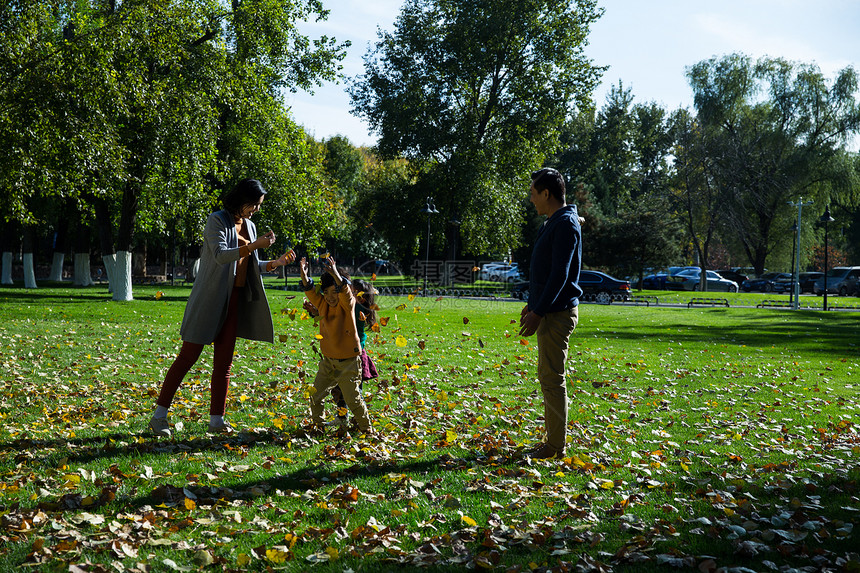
[519,309,542,337]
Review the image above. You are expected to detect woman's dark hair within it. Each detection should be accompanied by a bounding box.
[222,178,267,216]
[352,278,378,326]
[531,168,566,203]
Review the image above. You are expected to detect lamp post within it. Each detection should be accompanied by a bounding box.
[819,206,835,311]
[788,197,813,310]
[788,222,797,307]
[421,197,439,296]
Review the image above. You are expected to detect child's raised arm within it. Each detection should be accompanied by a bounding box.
[299,257,311,285]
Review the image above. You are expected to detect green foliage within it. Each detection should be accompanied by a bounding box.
[0,0,349,264]
[349,0,604,254]
[685,53,860,274]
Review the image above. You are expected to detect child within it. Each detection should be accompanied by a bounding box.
[299,256,373,434]
[331,278,379,426]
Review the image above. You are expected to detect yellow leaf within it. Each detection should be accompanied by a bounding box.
[407,294,416,301]
[273,418,284,430]
[266,548,289,564]
[395,336,407,347]
[315,334,324,340]
[325,546,339,560]
[395,303,407,310]
[461,515,477,527]
[237,553,251,566]
[184,497,197,511]
[445,429,457,443]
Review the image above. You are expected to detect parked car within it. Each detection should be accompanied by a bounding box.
[579,270,631,303]
[479,262,508,281]
[511,270,631,303]
[666,269,739,292]
[511,280,529,301]
[489,264,522,283]
[715,269,749,285]
[741,272,791,292]
[813,266,860,296]
[773,272,824,294]
[640,266,699,290]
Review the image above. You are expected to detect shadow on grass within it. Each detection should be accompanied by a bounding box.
[590,308,860,356]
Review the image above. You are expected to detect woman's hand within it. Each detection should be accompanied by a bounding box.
[274,248,296,267]
[254,230,276,250]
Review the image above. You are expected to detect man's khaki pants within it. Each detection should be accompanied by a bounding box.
[310,355,371,431]
[536,306,579,452]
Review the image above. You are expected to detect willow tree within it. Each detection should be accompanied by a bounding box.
[687,53,860,275]
[349,0,603,256]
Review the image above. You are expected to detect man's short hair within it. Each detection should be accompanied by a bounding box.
[531,168,565,203]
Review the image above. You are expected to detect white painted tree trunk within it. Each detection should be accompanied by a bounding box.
[73,253,94,286]
[189,258,200,282]
[1,252,12,285]
[49,252,65,282]
[112,250,133,301]
[103,253,116,292]
[23,253,37,289]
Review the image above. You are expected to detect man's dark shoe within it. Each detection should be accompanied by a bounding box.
[526,444,561,460]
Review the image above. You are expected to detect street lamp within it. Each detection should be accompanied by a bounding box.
[421,197,439,296]
[819,206,835,311]
[788,222,797,307]
[788,197,813,310]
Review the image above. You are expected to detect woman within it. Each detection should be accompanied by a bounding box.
[148,179,295,437]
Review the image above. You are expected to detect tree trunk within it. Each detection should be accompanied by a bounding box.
[49,211,70,281]
[22,227,37,289]
[113,251,133,301]
[73,215,94,286]
[74,253,94,286]
[115,182,138,299]
[94,195,116,293]
[1,252,12,285]
[0,225,14,285]
[49,252,65,281]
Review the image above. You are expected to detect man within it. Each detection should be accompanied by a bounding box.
[519,167,583,460]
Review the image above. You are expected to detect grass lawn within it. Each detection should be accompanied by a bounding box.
[0,281,857,572]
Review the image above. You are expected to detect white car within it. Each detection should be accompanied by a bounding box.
[479,262,508,281]
[489,264,522,282]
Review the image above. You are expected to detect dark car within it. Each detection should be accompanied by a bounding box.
[773,272,824,294]
[741,272,791,292]
[510,270,631,303]
[640,273,669,289]
[715,269,749,285]
[640,266,699,290]
[579,270,631,303]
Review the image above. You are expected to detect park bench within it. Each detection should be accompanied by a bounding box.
[687,297,729,308]
[628,295,659,306]
[756,299,791,308]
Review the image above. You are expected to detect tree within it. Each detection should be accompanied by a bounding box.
[686,53,860,275]
[349,0,604,255]
[0,0,349,297]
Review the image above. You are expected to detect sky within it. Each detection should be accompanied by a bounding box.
[286,0,860,148]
